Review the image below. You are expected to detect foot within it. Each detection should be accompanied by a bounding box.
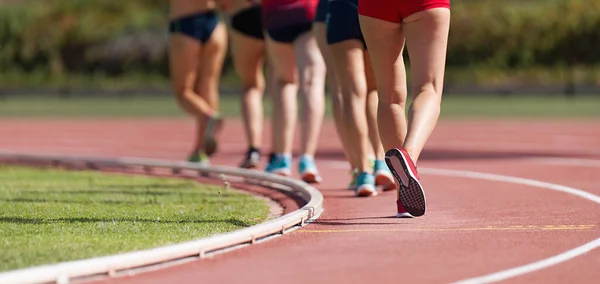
[203,114,224,157]
[373,159,396,191]
[355,172,377,197]
[348,169,359,191]
[188,151,210,166]
[385,148,426,217]
[265,154,291,176]
[298,155,322,184]
[239,148,260,169]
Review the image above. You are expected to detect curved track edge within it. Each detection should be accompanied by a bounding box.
[0,151,324,284]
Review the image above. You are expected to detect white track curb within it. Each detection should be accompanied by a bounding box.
[0,151,324,284]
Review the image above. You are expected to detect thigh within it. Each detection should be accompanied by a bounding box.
[403,8,451,98]
[358,15,407,103]
[266,35,297,84]
[196,22,228,107]
[293,31,325,79]
[329,40,366,97]
[230,29,266,88]
[169,34,201,94]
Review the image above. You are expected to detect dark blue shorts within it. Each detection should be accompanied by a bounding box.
[326,0,365,48]
[314,0,328,23]
[169,10,218,43]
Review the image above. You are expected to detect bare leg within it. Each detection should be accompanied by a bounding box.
[194,22,228,154]
[294,32,326,157]
[329,40,371,173]
[230,29,266,150]
[313,22,357,169]
[364,52,385,160]
[359,15,409,155]
[168,35,215,118]
[265,36,298,156]
[402,8,451,162]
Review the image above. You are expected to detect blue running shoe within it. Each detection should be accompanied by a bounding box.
[355,172,377,197]
[298,155,322,184]
[265,154,291,176]
[373,159,396,191]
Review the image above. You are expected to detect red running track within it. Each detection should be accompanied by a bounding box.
[1,118,599,283]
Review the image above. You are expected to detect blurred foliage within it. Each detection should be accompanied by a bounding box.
[448,0,600,68]
[0,0,599,87]
[0,0,169,77]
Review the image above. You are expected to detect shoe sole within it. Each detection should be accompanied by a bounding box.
[396,212,414,218]
[356,184,377,197]
[204,118,224,157]
[269,169,291,177]
[240,160,259,169]
[241,164,258,170]
[374,170,396,191]
[301,172,322,184]
[385,148,426,217]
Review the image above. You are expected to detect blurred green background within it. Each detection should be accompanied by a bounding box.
[1,0,599,93]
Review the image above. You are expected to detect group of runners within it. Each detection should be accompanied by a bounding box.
[167,0,451,218]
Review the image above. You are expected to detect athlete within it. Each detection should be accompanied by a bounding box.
[168,0,228,164]
[312,0,356,178]
[326,0,395,197]
[262,0,326,183]
[217,0,277,169]
[359,0,451,216]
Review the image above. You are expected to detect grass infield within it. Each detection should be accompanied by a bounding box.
[0,166,270,271]
[0,94,599,119]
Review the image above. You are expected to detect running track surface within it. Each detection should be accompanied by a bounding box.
[1,118,599,283]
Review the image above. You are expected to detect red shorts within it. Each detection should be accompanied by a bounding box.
[358,0,450,23]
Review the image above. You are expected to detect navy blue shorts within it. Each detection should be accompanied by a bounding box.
[169,10,218,43]
[326,0,365,48]
[314,0,328,23]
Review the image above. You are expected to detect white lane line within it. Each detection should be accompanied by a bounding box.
[525,157,600,168]
[322,160,600,283]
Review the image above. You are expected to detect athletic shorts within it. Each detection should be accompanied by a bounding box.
[358,0,450,23]
[169,10,218,43]
[314,0,328,23]
[266,23,313,43]
[231,5,264,40]
[326,0,365,48]
[263,1,318,43]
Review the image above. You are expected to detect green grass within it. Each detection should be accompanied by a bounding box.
[0,94,599,119]
[0,166,270,272]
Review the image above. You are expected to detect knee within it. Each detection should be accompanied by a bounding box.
[172,83,192,100]
[412,82,444,101]
[299,64,326,89]
[241,76,265,94]
[378,87,408,107]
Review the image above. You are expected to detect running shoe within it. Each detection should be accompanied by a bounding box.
[385,148,426,217]
[188,151,210,166]
[298,155,322,184]
[203,114,224,157]
[239,148,260,169]
[396,200,414,218]
[373,159,396,191]
[355,172,377,197]
[265,154,291,176]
